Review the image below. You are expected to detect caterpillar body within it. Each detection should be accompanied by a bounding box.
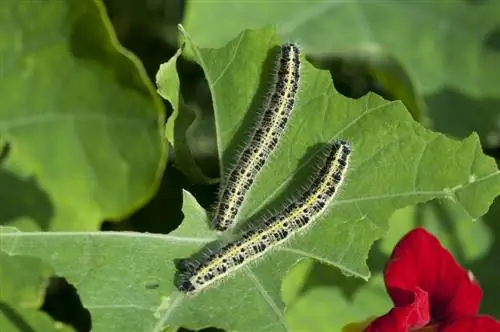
[176,140,352,295]
[212,43,302,232]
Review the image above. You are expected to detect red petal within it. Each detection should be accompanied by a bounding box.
[439,315,500,331]
[366,286,430,332]
[384,227,482,322]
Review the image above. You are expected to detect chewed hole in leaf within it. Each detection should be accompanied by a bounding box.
[41,276,92,332]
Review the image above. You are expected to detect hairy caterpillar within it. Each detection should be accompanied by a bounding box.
[176,140,351,295]
[212,43,302,232]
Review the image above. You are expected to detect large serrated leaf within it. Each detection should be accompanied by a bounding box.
[0,0,166,230]
[182,0,500,98]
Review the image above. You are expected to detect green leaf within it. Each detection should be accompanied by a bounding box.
[0,216,213,332]
[156,45,217,184]
[379,201,494,262]
[0,0,166,230]
[285,274,389,331]
[471,197,500,318]
[104,0,181,46]
[182,0,500,97]
[0,166,52,231]
[426,90,500,149]
[0,251,75,331]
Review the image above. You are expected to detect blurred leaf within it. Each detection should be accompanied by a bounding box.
[0,167,52,231]
[367,55,428,123]
[287,287,358,332]
[285,275,389,332]
[379,201,493,263]
[105,0,181,47]
[470,197,500,318]
[104,0,183,79]
[281,259,315,304]
[183,0,500,97]
[426,90,500,149]
[0,0,166,230]
[0,252,75,332]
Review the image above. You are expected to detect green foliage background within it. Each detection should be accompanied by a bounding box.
[1,0,500,332]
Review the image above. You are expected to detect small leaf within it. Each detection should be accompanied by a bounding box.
[157,44,217,184]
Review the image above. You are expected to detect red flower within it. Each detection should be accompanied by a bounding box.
[365,227,500,332]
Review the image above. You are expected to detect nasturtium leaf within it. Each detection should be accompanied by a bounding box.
[0,251,75,332]
[182,0,500,98]
[0,0,166,230]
